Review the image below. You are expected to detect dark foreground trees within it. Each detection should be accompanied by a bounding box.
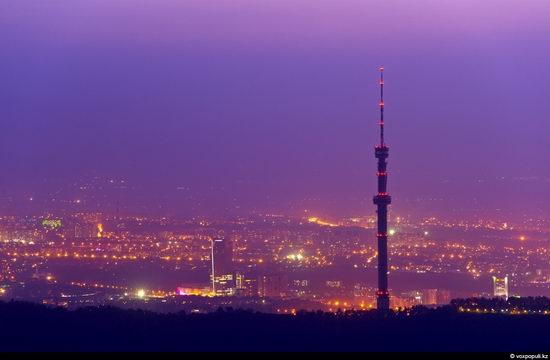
[0,301,548,352]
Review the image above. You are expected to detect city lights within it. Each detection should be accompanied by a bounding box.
[307,217,338,227]
[96,224,104,238]
[287,253,304,261]
[0,0,549,352]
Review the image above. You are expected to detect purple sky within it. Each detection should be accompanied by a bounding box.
[1,0,550,218]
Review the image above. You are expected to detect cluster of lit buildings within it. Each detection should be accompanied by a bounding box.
[0,212,548,312]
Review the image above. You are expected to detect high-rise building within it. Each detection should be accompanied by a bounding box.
[234,273,257,297]
[422,289,439,306]
[258,274,288,298]
[211,238,235,296]
[373,67,392,311]
[493,276,509,300]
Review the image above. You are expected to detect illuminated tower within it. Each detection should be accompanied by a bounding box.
[373,67,391,311]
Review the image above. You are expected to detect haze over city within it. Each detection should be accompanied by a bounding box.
[0,0,549,353]
[2,0,550,219]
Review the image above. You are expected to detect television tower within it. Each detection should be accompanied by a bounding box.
[373,67,391,311]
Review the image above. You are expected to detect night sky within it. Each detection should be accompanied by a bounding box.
[1,0,550,217]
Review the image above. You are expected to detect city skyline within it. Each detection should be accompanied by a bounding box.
[0,0,549,353]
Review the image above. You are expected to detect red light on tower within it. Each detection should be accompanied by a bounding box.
[373,66,392,311]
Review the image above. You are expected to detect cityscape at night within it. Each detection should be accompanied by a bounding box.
[0,208,549,313]
[1,0,549,354]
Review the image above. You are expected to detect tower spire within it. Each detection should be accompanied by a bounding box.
[373,66,392,311]
[379,66,385,146]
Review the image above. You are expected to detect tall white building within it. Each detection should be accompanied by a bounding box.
[493,276,509,300]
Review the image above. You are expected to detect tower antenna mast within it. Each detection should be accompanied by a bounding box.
[373,66,392,311]
[379,67,385,146]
